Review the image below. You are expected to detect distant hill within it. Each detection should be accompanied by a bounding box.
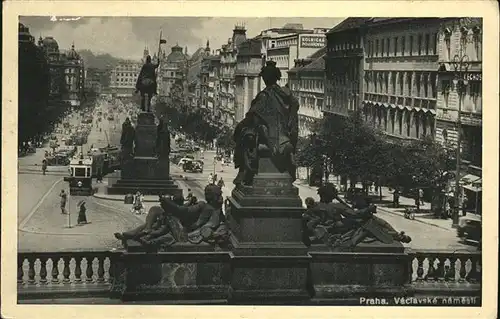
[77,49,122,69]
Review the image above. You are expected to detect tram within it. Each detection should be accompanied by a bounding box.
[64,155,94,196]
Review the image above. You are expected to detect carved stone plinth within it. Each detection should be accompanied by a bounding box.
[227,157,310,303]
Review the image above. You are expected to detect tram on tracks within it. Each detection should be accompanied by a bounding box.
[64,155,94,196]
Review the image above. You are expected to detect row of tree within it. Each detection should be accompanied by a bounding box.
[296,111,455,204]
[18,39,70,148]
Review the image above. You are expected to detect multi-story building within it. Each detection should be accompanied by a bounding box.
[435,18,482,168]
[362,18,444,141]
[109,60,141,97]
[234,37,263,123]
[323,18,368,117]
[264,26,327,87]
[158,44,190,97]
[85,67,110,94]
[200,50,222,123]
[39,37,85,106]
[288,47,326,138]
[219,26,248,129]
[187,45,211,111]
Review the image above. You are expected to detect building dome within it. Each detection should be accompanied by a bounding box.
[67,43,80,60]
[42,36,59,53]
[18,23,35,43]
[166,44,187,63]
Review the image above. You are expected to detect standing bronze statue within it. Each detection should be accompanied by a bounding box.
[120,117,135,162]
[155,115,171,159]
[233,61,300,187]
[135,55,159,112]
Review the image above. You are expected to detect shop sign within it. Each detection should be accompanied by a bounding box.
[463,72,481,81]
[300,36,325,48]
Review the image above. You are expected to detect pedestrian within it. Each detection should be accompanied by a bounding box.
[419,188,424,205]
[96,170,103,183]
[60,190,68,214]
[208,173,214,186]
[42,159,47,175]
[217,177,225,189]
[392,188,400,208]
[462,194,469,216]
[185,188,194,204]
[77,201,88,225]
[213,173,218,185]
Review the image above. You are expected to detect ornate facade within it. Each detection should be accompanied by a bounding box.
[200,50,222,123]
[109,60,141,97]
[39,36,85,106]
[324,18,368,117]
[362,18,443,141]
[435,18,482,168]
[288,47,326,138]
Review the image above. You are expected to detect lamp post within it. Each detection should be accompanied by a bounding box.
[451,53,469,228]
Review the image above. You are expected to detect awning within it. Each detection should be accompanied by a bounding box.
[460,174,482,192]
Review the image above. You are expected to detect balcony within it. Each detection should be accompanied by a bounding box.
[18,249,481,303]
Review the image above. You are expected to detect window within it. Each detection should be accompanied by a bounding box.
[470,80,481,97]
[401,36,406,55]
[371,41,375,57]
[472,26,482,60]
[418,34,423,55]
[394,37,398,56]
[381,39,385,56]
[385,73,389,93]
[415,73,421,97]
[423,73,429,97]
[431,73,437,98]
[407,73,413,96]
[409,35,414,56]
[386,38,390,56]
[399,72,404,95]
[391,72,397,94]
[425,34,430,55]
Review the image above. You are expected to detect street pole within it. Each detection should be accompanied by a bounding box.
[451,53,469,228]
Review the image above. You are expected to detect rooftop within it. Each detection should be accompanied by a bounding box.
[327,17,371,34]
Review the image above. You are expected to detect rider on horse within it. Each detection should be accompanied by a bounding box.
[135,55,159,112]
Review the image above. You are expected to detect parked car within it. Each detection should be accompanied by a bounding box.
[457,213,481,244]
[178,156,194,167]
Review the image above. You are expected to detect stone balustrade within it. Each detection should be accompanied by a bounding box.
[17,248,481,302]
[18,251,113,299]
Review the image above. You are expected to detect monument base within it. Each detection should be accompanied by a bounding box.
[110,243,231,302]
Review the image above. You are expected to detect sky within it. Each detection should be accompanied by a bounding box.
[19,16,343,60]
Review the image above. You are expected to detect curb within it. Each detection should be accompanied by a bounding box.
[93,193,160,203]
[376,206,453,231]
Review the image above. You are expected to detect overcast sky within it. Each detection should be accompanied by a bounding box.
[19,16,343,60]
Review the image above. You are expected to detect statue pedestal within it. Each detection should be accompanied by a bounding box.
[106,112,181,196]
[227,158,310,304]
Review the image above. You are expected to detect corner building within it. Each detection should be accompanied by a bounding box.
[323,18,368,117]
[362,18,443,141]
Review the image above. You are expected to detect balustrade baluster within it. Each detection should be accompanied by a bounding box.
[415,256,425,281]
[108,257,114,282]
[466,257,481,283]
[18,256,24,285]
[74,256,83,283]
[435,257,445,281]
[425,256,437,281]
[458,257,468,282]
[445,257,456,282]
[39,257,48,285]
[97,256,105,283]
[86,257,95,283]
[27,257,36,284]
[51,257,60,284]
[62,256,71,284]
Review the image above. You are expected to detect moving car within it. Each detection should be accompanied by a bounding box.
[182,159,203,173]
[457,213,481,244]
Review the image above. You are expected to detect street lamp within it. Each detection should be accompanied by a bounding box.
[451,53,469,228]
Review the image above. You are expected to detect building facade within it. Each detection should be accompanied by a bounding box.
[109,60,141,97]
[362,18,443,141]
[187,46,211,111]
[218,26,248,129]
[200,54,222,124]
[435,18,482,168]
[39,37,85,106]
[265,28,327,87]
[234,37,263,123]
[323,18,368,117]
[288,47,326,138]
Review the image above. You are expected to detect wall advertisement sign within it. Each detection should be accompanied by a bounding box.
[300,36,325,48]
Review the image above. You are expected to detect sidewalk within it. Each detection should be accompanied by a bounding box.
[293,180,454,231]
